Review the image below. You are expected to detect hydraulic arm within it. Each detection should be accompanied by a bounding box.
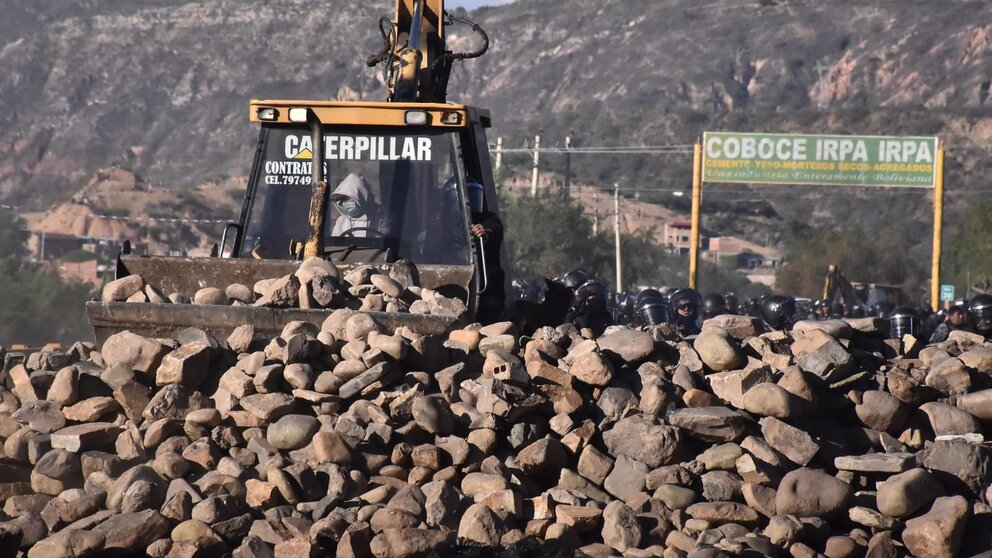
[368,0,489,103]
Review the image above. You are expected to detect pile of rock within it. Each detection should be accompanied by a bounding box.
[1,312,991,558]
[100,259,467,318]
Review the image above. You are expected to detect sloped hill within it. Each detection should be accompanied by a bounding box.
[0,0,989,250]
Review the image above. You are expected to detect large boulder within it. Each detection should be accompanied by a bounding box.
[693,331,744,372]
[602,415,682,468]
[775,468,852,518]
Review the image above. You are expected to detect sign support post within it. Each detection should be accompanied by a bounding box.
[689,140,703,289]
[931,144,945,311]
[614,183,622,291]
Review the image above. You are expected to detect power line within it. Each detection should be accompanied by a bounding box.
[0,203,231,225]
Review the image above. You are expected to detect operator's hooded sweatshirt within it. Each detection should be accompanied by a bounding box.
[331,173,379,237]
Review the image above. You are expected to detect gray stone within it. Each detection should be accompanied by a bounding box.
[740,383,803,418]
[701,470,743,502]
[516,438,567,479]
[93,509,170,550]
[760,417,819,466]
[12,401,65,434]
[876,468,943,518]
[156,341,211,388]
[603,454,648,501]
[667,407,750,443]
[597,329,656,363]
[834,452,916,473]
[920,440,992,494]
[266,415,319,451]
[775,468,852,518]
[956,389,992,421]
[797,337,854,383]
[693,331,744,372]
[702,315,764,340]
[338,363,392,399]
[240,393,296,421]
[101,331,169,375]
[685,501,760,525]
[457,503,504,545]
[51,423,121,453]
[194,287,228,305]
[855,390,909,434]
[601,501,641,553]
[570,352,614,386]
[102,275,145,302]
[411,396,454,435]
[904,495,970,558]
[602,414,683,468]
[920,401,982,436]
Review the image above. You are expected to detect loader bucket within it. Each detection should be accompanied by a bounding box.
[86,255,475,346]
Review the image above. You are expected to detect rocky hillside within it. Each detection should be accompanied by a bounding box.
[1,0,990,242]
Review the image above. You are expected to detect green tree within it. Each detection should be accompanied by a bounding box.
[0,212,95,347]
[500,193,769,298]
[776,224,922,299]
[944,199,992,295]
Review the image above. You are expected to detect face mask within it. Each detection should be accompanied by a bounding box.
[337,199,362,218]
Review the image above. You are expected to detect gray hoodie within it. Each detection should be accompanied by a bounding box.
[331,173,378,237]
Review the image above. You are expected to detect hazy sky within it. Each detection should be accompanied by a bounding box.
[448,0,515,9]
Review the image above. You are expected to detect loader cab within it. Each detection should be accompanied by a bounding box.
[233,100,499,268]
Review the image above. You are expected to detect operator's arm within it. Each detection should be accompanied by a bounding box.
[471,211,503,242]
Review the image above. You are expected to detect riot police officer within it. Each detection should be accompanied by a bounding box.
[723,293,739,315]
[635,288,670,327]
[560,269,591,291]
[889,306,920,339]
[968,294,992,339]
[565,279,613,336]
[929,305,971,343]
[669,288,702,336]
[701,293,728,321]
[761,295,799,331]
[813,299,830,320]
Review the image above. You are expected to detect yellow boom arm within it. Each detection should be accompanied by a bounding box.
[367,0,488,103]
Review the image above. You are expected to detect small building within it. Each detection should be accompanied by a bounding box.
[663,220,701,255]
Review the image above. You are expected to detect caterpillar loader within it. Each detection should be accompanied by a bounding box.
[86,0,502,345]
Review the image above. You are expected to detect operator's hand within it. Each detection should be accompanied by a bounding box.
[471,224,487,238]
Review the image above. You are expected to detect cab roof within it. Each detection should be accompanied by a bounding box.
[249,99,490,128]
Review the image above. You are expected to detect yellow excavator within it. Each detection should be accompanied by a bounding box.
[822,265,903,310]
[86,0,501,344]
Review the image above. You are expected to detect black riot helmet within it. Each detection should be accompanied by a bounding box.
[701,293,728,320]
[761,295,798,330]
[574,280,610,307]
[848,303,866,319]
[560,269,591,290]
[889,306,920,339]
[829,301,846,319]
[619,291,636,315]
[669,288,702,329]
[968,294,992,334]
[723,293,739,314]
[635,289,670,326]
[511,278,534,301]
[872,300,895,319]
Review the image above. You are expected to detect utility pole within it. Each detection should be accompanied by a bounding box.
[563,132,573,201]
[815,60,832,110]
[494,137,503,175]
[614,183,622,291]
[592,192,599,235]
[530,134,541,197]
